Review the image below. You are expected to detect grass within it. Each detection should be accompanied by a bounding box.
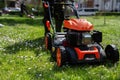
[0,15,120,80]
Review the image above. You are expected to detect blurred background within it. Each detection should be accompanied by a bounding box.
[0,0,120,16]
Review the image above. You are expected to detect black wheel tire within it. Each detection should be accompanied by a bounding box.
[45,33,52,51]
[66,47,78,64]
[56,46,67,67]
[105,44,119,63]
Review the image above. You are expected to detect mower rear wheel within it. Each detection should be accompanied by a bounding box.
[105,44,119,63]
[45,33,52,51]
[56,46,66,67]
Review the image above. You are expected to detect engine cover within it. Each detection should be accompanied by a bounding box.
[64,19,93,31]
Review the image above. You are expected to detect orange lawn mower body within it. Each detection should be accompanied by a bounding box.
[43,1,119,67]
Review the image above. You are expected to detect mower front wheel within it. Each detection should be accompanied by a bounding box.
[56,46,67,67]
[105,44,119,63]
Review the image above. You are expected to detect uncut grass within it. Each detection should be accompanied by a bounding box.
[0,15,120,80]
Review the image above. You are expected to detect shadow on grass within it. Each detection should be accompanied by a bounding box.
[0,17,43,26]
[3,37,45,56]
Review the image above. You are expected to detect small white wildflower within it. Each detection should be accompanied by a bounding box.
[10,60,13,63]
[3,53,6,56]
[49,68,52,71]
[20,56,24,59]
[30,44,33,47]
[28,67,31,70]
[30,56,33,58]
[0,47,5,51]
[20,48,22,50]
[45,62,48,65]
[61,78,64,80]
[34,65,37,68]
[16,74,19,77]
[39,74,42,77]
[12,47,15,50]
[24,56,27,58]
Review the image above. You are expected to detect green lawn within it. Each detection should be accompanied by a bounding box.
[0,15,120,80]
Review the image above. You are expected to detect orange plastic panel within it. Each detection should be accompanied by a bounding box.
[74,47,100,60]
[46,20,51,31]
[64,19,93,31]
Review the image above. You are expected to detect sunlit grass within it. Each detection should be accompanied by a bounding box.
[0,15,120,80]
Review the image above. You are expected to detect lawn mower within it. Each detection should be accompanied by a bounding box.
[43,1,119,67]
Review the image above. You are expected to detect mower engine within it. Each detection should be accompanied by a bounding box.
[63,19,102,47]
[66,31,91,46]
[66,30,102,46]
